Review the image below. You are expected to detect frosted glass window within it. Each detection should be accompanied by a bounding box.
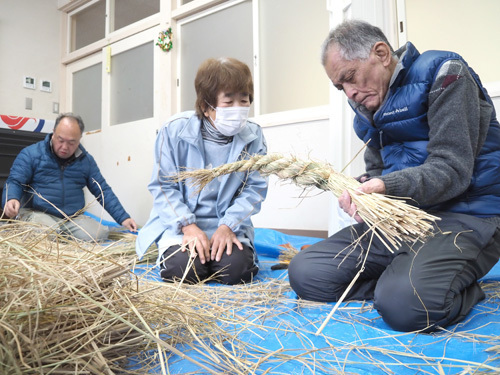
[259,0,329,114]
[71,1,106,51]
[110,42,154,125]
[179,1,253,113]
[72,63,102,132]
[113,0,160,32]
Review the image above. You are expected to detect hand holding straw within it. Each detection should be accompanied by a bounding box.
[170,153,440,253]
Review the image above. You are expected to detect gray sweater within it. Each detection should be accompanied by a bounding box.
[364,58,494,211]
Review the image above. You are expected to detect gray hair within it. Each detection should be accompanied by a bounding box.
[54,113,85,134]
[321,20,394,65]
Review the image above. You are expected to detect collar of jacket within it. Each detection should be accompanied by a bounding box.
[390,42,420,90]
[177,111,259,149]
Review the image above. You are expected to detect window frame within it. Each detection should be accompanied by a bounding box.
[171,0,330,127]
[174,0,253,114]
[66,52,104,132]
[61,0,333,128]
[60,0,162,65]
[104,30,158,127]
[65,27,161,131]
[64,51,105,129]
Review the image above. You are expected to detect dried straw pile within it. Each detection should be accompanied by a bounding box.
[1,220,499,374]
[172,153,440,251]
[0,221,144,374]
[0,220,301,374]
[0,220,244,374]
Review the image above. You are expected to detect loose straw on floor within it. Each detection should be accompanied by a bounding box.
[171,153,440,252]
[1,221,498,374]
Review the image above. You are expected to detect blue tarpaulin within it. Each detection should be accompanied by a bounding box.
[129,227,500,374]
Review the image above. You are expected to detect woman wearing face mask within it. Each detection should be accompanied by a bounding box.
[136,57,268,285]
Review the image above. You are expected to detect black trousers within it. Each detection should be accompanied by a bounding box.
[159,243,258,285]
[288,212,500,332]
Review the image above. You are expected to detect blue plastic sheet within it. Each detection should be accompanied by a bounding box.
[128,227,500,374]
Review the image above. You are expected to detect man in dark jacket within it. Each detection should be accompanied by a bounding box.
[2,113,137,241]
[288,20,500,332]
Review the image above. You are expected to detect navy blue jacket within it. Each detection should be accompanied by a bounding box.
[2,134,130,223]
[353,43,500,217]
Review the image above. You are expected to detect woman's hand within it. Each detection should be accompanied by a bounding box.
[210,224,243,262]
[181,223,210,264]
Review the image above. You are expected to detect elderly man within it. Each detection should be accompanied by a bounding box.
[288,20,500,332]
[2,113,137,241]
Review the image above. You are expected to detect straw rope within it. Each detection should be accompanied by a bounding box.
[171,153,440,252]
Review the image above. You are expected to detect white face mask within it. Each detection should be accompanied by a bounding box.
[207,104,250,136]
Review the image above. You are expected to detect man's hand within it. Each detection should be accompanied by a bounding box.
[3,199,20,219]
[338,178,386,223]
[358,178,386,195]
[121,217,138,232]
[181,223,210,264]
[210,224,243,262]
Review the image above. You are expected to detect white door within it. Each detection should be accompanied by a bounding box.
[326,0,399,235]
[65,28,161,225]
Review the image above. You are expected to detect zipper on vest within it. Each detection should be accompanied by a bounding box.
[379,130,384,149]
[59,164,65,208]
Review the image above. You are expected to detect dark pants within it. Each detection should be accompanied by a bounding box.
[159,243,258,285]
[288,212,500,332]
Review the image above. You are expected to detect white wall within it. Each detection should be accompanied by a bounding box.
[81,120,157,226]
[405,0,500,84]
[252,110,333,232]
[0,0,61,120]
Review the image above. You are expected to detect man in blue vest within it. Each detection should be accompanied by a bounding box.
[288,20,500,332]
[2,113,137,241]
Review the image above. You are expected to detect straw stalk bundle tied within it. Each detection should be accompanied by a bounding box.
[171,153,440,252]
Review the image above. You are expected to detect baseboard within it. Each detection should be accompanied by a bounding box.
[266,228,328,239]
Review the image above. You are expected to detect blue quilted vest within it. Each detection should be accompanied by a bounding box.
[352,42,500,217]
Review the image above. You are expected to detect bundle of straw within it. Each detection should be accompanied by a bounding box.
[0,222,145,374]
[0,221,236,374]
[171,153,440,252]
[0,221,306,374]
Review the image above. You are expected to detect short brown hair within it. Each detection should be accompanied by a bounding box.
[194,57,254,118]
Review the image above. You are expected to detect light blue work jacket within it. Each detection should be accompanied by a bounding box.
[135,111,268,260]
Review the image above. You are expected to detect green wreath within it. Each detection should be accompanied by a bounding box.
[156,28,173,52]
